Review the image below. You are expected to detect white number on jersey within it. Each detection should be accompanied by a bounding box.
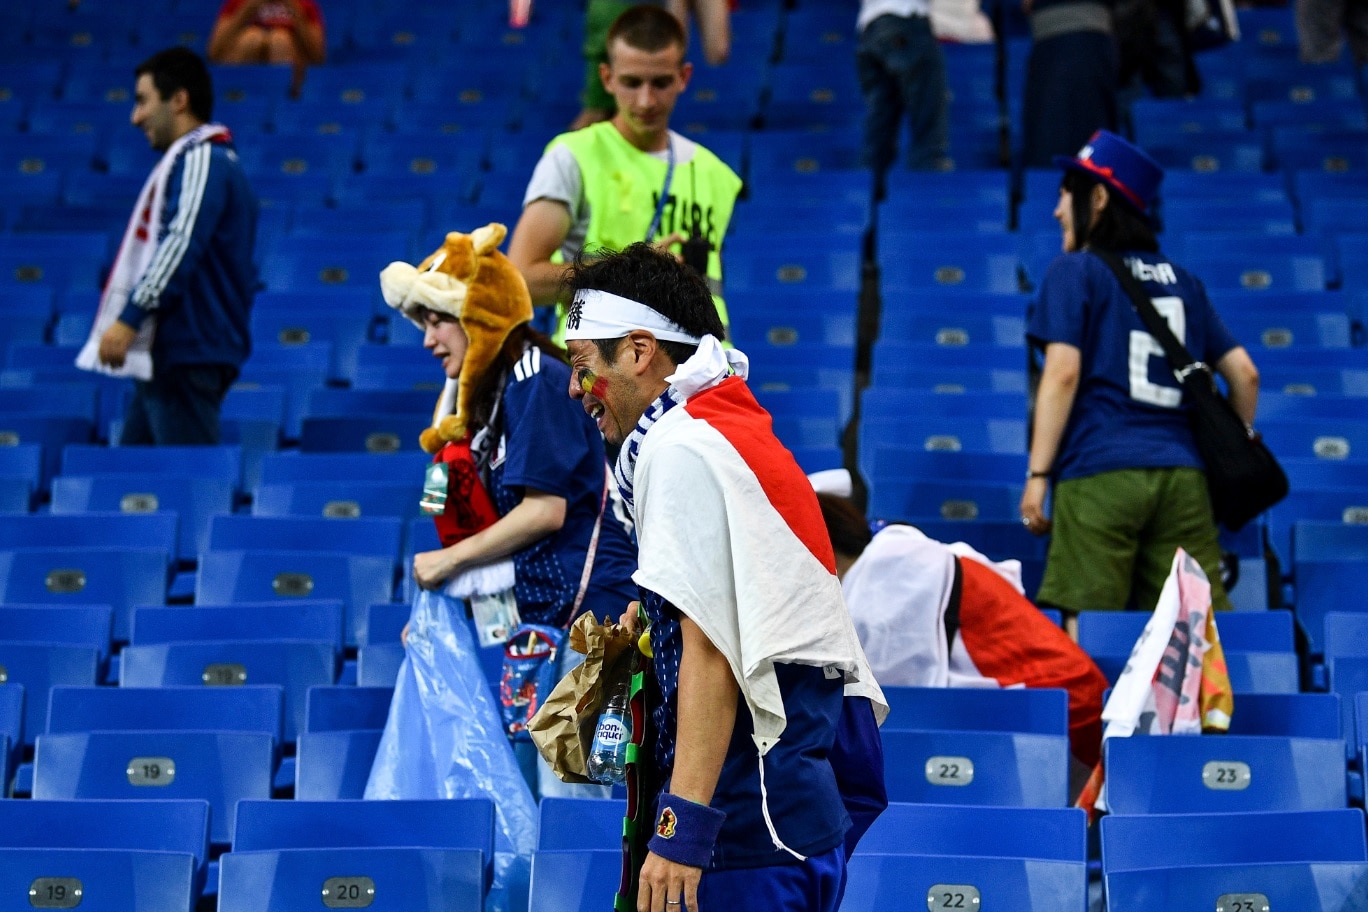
[1128,296,1186,408]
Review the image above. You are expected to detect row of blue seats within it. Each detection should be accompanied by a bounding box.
[6,678,1365,820]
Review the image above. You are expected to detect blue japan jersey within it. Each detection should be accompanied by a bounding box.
[1027,251,1240,482]
[641,589,850,870]
[484,346,637,627]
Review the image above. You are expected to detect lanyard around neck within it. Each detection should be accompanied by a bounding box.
[644,136,676,242]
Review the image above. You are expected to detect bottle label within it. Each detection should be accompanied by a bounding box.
[595,714,628,747]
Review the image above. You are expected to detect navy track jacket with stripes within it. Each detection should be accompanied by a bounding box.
[118,135,258,370]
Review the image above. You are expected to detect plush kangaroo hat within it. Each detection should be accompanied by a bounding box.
[379,223,534,453]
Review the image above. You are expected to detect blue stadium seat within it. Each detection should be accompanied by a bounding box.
[0,848,198,912]
[0,548,168,643]
[1103,734,1346,813]
[62,444,243,496]
[33,731,273,845]
[1129,99,1248,147]
[249,309,375,383]
[747,128,861,173]
[0,133,99,180]
[1260,419,1368,462]
[1078,610,1295,655]
[270,98,396,136]
[120,641,336,743]
[881,687,1069,736]
[879,241,1023,294]
[1271,128,1368,173]
[233,798,495,867]
[218,847,484,912]
[131,603,346,655]
[868,449,1024,485]
[880,729,1069,806]
[862,801,1086,858]
[1106,861,1368,912]
[528,849,623,912]
[293,63,411,107]
[537,798,624,852]
[294,729,383,800]
[1100,809,1368,872]
[209,66,293,106]
[304,686,393,733]
[860,416,1028,461]
[252,481,422,522]
[357,643,405,688]
[50,474,234,564]
[206,514,402,563]
[727,301,858,348]
[763,63,862,129]
[236,132,358,181]
[868,478,1021,523]
[1162,199,1298,234]
[46,685,284,745]
[1229,693,1342,739]
[1297,561,1368,656]
[1305,197,1368,234]
[878,310,1026,347]
[723,248,862,292]
[1178,253,1331,295]
[0,797,211,894]
[1147,136,1266,173]
[0,417,95,482]
[298,415,433,454]
[195,551,396,648]
[258,451,432,486]
[1268,489,1368,568]
[863,389,1025,422]
[1,681,23,780]
[362,602,411,649]
[843,853,1086,912]
[0,604,112,658]
[1281,458,1368,490]
[257,233,409,294]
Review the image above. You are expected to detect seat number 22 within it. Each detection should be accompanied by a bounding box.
[1128,296,1186,408]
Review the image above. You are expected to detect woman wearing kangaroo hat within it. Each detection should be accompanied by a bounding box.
[1020,131,1261,625]
[380,223,638,798]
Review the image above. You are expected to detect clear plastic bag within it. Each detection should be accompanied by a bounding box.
[365,589,538,912]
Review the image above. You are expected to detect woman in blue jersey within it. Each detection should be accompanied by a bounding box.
[380,224,638,798]
[1020,131,1261,620]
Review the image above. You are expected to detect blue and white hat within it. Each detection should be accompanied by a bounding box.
[1054,130,1164,215]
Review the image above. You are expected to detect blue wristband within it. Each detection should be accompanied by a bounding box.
[646,792,726,869]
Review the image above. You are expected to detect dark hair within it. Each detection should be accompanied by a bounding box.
[135,47,214,123]
[467,323,567,432]
[563,242,725,367]
[817,493,873,559]
[606,4,687,56]
[1061,170,1159,254]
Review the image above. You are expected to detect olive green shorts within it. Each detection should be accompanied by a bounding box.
[1037,466,1232,615]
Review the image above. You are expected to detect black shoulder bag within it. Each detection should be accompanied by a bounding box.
[1091,249,1288,531]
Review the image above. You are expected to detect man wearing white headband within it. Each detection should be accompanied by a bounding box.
[563,243,887,912]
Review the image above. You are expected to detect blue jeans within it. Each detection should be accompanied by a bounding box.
[856,14,950,175]
[120,363,236,446]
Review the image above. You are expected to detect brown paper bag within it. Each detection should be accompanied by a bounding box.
[528,610,637,783]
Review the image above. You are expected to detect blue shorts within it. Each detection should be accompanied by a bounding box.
[697,845,846,912]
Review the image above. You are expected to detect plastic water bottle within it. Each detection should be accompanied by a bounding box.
[587,681,631,784]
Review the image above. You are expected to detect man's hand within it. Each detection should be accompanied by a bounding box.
[98,321,137,369]
[652,232,686,263]
[637,851,702,912]
[618,600,641,634]
[412,548,457,590]
[1019,477,1052,536]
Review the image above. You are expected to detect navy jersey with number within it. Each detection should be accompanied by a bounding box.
[485,345,638,627]
[1027,251,1240,482]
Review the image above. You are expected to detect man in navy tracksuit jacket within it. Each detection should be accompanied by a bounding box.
[99,48,257,445]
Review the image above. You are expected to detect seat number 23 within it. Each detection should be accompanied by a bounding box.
[1128,296,1186,408]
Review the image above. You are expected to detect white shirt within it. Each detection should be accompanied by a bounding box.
[858,0,932,31]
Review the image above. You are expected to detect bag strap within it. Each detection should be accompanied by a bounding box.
[567,464,612,628]
[1090,249,1205,380]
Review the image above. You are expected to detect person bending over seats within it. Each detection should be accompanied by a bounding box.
[818,491,1109,785]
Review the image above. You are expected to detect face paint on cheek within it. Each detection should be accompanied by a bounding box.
[577,367,609,399]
